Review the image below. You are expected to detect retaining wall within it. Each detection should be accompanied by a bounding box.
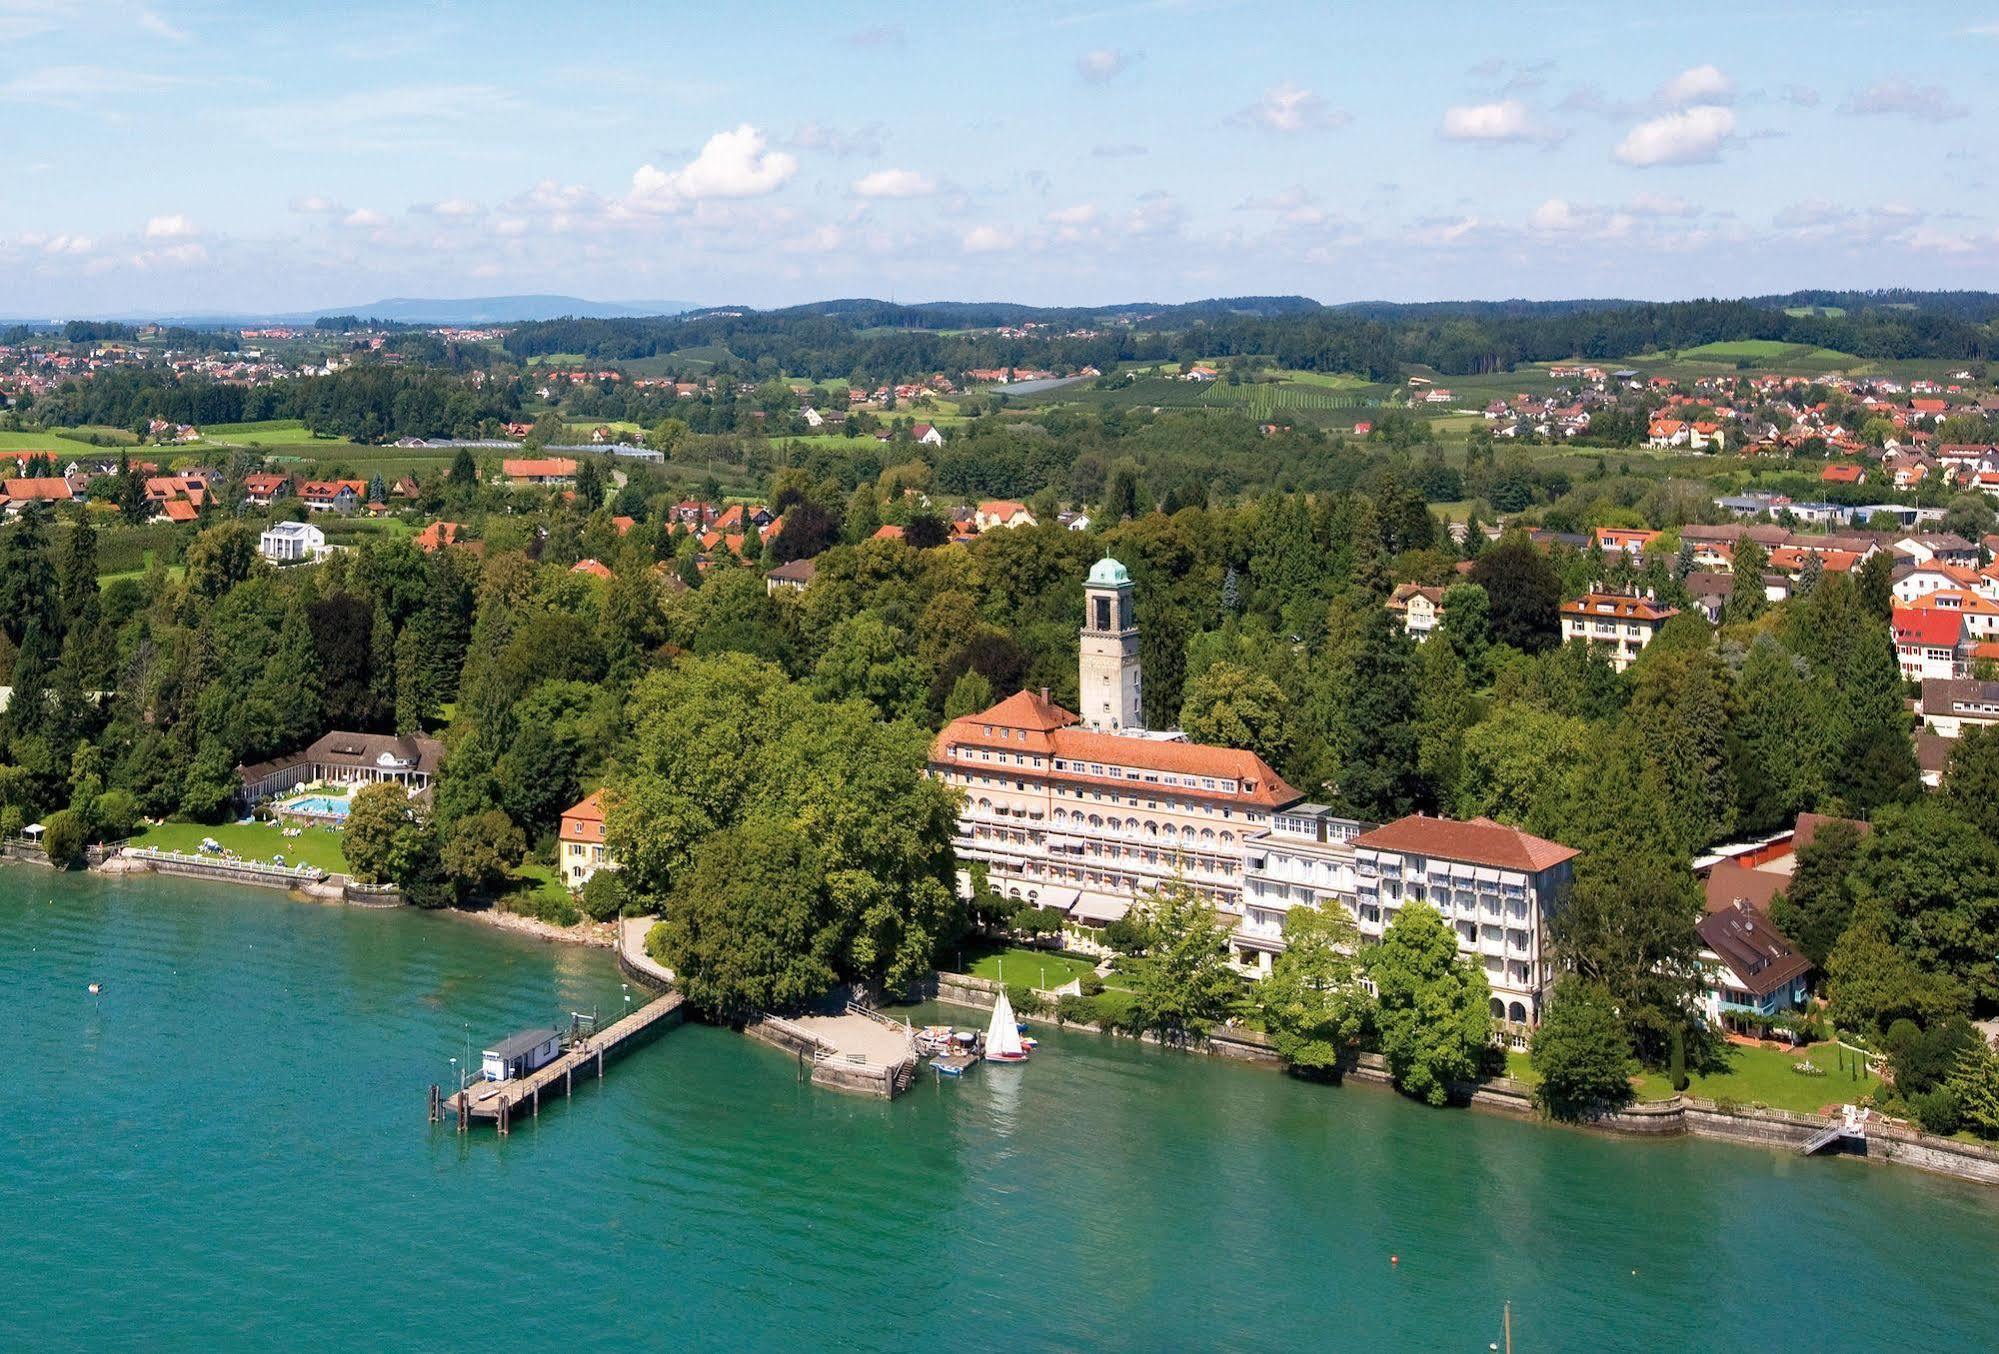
[909,968,1999,1189]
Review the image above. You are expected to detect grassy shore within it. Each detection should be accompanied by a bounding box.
[127,819,350,874]
[1505,1040,1884,1115]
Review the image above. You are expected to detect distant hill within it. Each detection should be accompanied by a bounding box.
[301,295,693,324]
[0,295,696,327]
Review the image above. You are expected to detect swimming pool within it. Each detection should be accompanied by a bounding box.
[282,795,351,818]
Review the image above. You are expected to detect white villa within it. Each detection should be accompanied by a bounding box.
[258,520,326,563]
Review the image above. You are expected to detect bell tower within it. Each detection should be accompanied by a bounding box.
[1080,557,1143,731]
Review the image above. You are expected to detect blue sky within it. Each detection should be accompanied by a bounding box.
[4,0,1998,315]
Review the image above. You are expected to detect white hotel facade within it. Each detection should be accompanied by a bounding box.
[930,558,1577,1027]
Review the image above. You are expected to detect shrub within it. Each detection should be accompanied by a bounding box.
[578,869,624,922]
[1005,982,1045,1018]
[40,809,85,868]
[1054,994,1101,1027]
[0,806,23,839]
[1910,1086,1963,1136]
[1079,972,1106,998]
[92,789,140,842]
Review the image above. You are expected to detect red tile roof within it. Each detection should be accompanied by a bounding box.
[1353,814,1579,873]
[1893,608,1965,648]
[559,789,607,842]
[933,689,1301,807]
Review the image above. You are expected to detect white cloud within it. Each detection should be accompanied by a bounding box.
[629,125,798,211]
[26,232,93,256]
[1658,64,1735,107]
[1781,84,1820,108]
[1614,105,1735,166]
[1625,191,1698,218]
[1839,77,1968,122]
[144,213,196,239]
[1045,204,1098,226]
[784,120,882,158]
[430,197,482,218]
[1530,198,1585,231]
[1440,99,1550,142]
[1413,216,1482,245]
[962,224,1017,253]
[852,168,936,199]
[1126,191,1186,236]
[1,64,186,106]
[1235,82,1347,134]
[136,8,186,41]
[343,207,388,228]
[291,194,341,215]
[1238,187,1329,226]
[1077,47,1132,82]
[782,224,843,255]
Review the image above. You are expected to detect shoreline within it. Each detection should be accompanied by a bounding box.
[913,971,1999,1191]
[86,849,619,950]
[61,853,1999,1188]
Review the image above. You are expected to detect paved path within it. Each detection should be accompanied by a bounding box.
[620,915,674,986]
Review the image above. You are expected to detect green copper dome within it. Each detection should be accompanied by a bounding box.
[1087,557,1131,587]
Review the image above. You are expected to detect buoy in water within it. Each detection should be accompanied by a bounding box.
[1390,1255,1399,1266]
[87,982,101,995]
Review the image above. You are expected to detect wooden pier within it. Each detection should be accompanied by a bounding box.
[432,989,685,1134]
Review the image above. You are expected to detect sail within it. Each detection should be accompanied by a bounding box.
[985,989,1025,1059]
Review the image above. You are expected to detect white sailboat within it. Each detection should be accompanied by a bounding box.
[983,987,1029,1062]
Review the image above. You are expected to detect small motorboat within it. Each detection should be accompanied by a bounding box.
[984,989,1029,1063]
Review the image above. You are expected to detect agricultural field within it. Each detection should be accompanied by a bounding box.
[1671,341,1862,373]
[195,419,331,446]
[0,429,128,453]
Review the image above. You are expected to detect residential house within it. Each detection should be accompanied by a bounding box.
[1891,560,1983,604]
[1591,526,1659,556]
[413,520,465,552]
[1,477,75,512]
[258,520,325,563]
[1918,678,1999,738]
[235,731,444,806]
[242,472,290,506]
[559,790,615,890]
[1892,607,1970,681]
[1385,583,1447,643]
[1558,591,1682,671]
[1349,814,1580,1034]
[1820,464,1867,486]
[765,558,818,594]
[1696,901,1811,1025]
[1895,533,1981,569]
[502,457,577,486]
[570,558,613,580]
[910,422,945,446]
[299,479,366,513]
[975,500,1037,531]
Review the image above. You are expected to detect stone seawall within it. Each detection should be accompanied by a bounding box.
[912,968,1999,1189]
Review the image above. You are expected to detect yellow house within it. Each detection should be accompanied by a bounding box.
[559,790,615,890]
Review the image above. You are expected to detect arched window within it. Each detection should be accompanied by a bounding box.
[1507,1001,1527,1023]
[1144,821,1159,840]
[1488,997,1505,1019]
[1219,831,1234,845]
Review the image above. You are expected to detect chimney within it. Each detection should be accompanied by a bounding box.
[1040,686,1050,703]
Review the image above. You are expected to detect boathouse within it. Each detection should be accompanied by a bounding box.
[482,1028,563,1082]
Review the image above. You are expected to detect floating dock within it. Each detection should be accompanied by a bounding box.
[432,990,684,1134]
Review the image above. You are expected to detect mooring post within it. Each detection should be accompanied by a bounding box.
[498,1098,509,1136]
[565,1066,573,1097]
[532,1085,539,1118]
[597,1049,604,1079]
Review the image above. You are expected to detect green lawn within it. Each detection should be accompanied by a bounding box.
[128,819,351,873]
[195,419,326,444]
[1505,1040,1879,1115]
[962,944,1100,989]
[1634,1040,1882,1112]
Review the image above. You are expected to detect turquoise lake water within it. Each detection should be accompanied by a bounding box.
[4,870,1997,1351]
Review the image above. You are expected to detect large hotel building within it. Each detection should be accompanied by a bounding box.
[929,558,1578,1029]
